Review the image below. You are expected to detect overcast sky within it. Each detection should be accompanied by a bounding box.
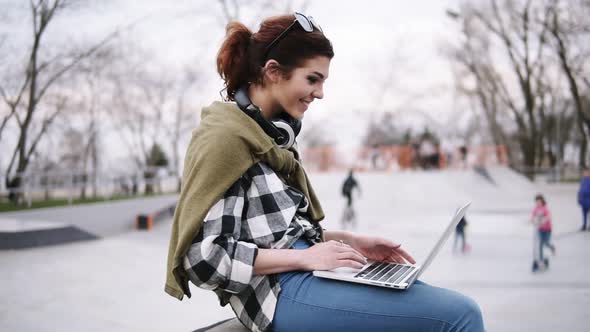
[4,0,463,114]
[1,0,470,171]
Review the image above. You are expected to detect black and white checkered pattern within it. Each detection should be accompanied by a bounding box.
[184,162,322,332]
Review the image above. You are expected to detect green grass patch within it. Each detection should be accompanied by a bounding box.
[0,193,171,213]
[560,178,582,183]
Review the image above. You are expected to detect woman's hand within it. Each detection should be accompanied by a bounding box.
[349,234,416,265]
[300,240,367,271]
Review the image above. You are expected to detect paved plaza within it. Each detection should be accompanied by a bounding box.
[1,167,588,331]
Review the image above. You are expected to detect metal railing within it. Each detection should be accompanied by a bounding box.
[2,167,179,207]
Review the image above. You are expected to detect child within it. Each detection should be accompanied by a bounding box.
[454,216,470,253]
[531,194,556,272]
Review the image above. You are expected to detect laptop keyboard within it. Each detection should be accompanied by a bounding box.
[354,262,415,284]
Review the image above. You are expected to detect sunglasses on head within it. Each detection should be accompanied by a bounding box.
[262,12,322,61]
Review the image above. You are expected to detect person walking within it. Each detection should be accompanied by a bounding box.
[577,168,590,231]
[165,13,484,332]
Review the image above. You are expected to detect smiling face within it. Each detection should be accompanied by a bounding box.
[269,56,330,120]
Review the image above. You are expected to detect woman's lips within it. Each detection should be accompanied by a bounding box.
[301,99,312,110]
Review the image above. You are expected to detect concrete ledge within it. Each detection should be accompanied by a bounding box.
[0,194,179,237]
[194,318,248,332]
[136,204,175,230]
[0,223,98,249]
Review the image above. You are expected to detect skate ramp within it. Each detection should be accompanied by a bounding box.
[0,219,98,249]
[0,194,178,237]
[0,194,178,249]
[308,166,536,233]
[311,166,534,212]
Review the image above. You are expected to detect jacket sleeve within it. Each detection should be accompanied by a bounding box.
[183,176,258,294]
[579,180,590,205]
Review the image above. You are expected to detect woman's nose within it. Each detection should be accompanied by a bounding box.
[312,85,324,99]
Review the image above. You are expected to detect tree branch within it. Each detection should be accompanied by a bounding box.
[24,99,64,165]
[35,29,119,105]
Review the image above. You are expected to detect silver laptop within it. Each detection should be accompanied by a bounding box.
[313,203,470,290]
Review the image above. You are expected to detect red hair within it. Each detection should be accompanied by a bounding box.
[216,14,334,99]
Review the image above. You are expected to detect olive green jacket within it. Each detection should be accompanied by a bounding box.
[165,101,324,300]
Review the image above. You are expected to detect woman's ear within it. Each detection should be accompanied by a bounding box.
[262,59,282,84]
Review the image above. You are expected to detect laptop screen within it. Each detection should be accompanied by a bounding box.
[415,202,471,279]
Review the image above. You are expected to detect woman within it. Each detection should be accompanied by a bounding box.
[166,13,484,332]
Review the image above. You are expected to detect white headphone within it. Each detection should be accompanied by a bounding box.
[234,86,301,149]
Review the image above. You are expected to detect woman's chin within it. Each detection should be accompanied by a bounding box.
[286,109,305,120]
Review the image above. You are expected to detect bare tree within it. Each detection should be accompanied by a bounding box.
[166,68,200,192]
[141,72,172,160]
[446,0,572,176]
[104,41,200,194]
[216,0,311,27]
[445,0,590,176]
[362,113,405,147]
[107,76,150,170]
[59,59,112,199]
[299,122,334,148]
[445,10,513,162]
[0,0,117,202]
[474,0,552,171]
[102,42,159,173]
[545,0,590,167]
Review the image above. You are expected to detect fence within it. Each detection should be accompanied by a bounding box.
[301,145,510,172]
[2,167,179,207]
[510,164,582,182]
[3,145,582,206]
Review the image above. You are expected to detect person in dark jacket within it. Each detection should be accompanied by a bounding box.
[341,169,361,229]
[341,169,361,207]
[578,168,590,231]
[454,216,469,253]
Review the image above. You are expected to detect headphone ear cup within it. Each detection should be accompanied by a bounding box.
[272,120,296,149]
[291,118,302,137]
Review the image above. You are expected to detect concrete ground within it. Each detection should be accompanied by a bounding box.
[1,167,588,331]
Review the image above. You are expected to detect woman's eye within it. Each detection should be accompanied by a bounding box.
[307,76,318,84]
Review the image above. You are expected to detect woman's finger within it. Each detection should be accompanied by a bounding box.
[382,240,401,250]
[338,251,368,265]
[335,243,365,256]
[385,250,407,264]
[384,251,401,263]
[340,259,365,269]
[394,247,416,264]
[371,237,401,250]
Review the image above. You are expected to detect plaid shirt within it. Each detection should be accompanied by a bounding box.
[183,162,322,332]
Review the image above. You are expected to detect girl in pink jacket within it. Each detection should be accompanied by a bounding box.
[531,194,556,272]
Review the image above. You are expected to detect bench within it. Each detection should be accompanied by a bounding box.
[194,318,249,332]
[135,204,175,230]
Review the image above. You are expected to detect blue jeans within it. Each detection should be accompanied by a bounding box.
[582,207,589,229]
[538,230,554,261]
[272,239,485,332]
[454,230,466,252]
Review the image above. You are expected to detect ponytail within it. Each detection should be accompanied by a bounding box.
[216,15,334,100]
[216,22,253,100]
